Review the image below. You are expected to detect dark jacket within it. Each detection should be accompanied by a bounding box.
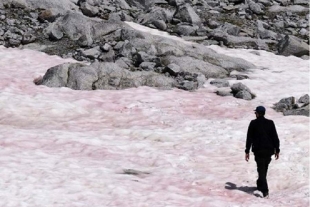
[245,116,280,154]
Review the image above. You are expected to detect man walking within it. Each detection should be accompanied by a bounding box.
[245,106,280,198]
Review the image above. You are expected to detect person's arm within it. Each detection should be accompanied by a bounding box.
[245,121,253,161]
[271,121,280,160]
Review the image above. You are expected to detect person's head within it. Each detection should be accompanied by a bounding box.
[254,106,266,117]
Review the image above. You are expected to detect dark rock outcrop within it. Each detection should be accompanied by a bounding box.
[36,62,177,90]
[273,95,309,117]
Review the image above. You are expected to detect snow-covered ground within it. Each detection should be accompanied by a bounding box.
[0,23,309,207]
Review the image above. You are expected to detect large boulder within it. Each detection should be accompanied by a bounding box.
[44,11,120,47]
[35,63,82,88]
[36,62,177,90]
[278,35,309,57]
[163,56,228,78]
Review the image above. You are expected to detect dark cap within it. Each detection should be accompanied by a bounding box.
[254,106,266,112]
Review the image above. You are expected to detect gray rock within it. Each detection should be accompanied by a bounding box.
[247,0,264,14]
[20,43,48,51]
[138,51,159,63]
[36,63,81,87]
[298,94,309,104]
[94,62,175,90]
[273,102,289,112]
[230,82,255,100]
[101,43,111,52]
[216,88,233,97]
[108,12,122,22]
[80,2,99,17]
[137,7,167,25]
[285,20,298,28]
[36,59,203,90]
[176,24,198,36]
[43,12,84,42]
[67,64,98,90]
[81,46,101,59]
[274,21,285,29]
[235,90,253,100]
[44,11,120,47]
[293,0,309,5]
[269,5,309,13]
[196,73,206,88]
[115,57,132,69]
[230,74,249,80]
[174,3,202,25]
[196,26,208,36]
[153,20,167,31]
[206,1,219,7]
[195,46,256,72]
[2,0,78,12]
[283,105,309,117]
[275,0,290,6]
[274,96,309,116]
[1,0,28,8]
[175,72,206,90]
[210,79,230,88]
[278,35,309,57]
[300,55,309,60]
[125,0,154,9]
[273,96,296,112]
[114,41,125,50]
[299,28,309,37]
[140,62,156,71]
[21,33,36,44]
[257,0,273,6]
[168,0,185,6]
[256,20,278,40]
[163,63,181,76]
[209,30,274,50]
[5,32,22,47]
[231,82,251,94]
[207,20,220,29]
[99,49,115,62]
[6,19,16,26]
[178,80,197,91]
[220,22,241,36]
[116,0,131,9]
[165,56,228,78]
[279,96,296,105]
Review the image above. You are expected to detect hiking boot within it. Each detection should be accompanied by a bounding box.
[263,191,269,198]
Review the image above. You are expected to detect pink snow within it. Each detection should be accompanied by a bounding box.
[0,25,308,207]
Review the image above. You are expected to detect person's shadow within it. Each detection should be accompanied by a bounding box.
[225,182,262,198]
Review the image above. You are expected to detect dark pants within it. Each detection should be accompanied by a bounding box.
[254,150,272,194]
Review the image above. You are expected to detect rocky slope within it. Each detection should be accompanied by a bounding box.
[0,0,309,113]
